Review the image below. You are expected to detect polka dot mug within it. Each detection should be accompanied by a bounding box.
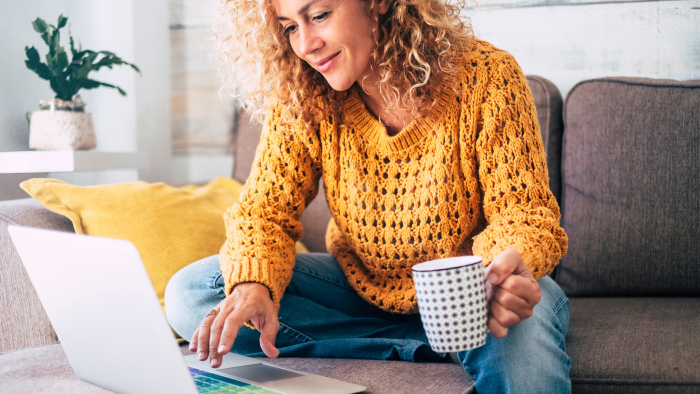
[412,256,490,353]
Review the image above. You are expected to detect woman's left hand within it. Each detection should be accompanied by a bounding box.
[485,249,541,338]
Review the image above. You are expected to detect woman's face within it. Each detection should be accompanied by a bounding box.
[273,0,389,92]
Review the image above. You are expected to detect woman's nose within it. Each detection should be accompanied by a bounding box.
[298,28,323,57]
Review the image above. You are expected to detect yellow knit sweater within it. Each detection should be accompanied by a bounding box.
[220,39,568,314]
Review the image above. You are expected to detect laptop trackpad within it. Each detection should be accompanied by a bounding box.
[218,363,306,383]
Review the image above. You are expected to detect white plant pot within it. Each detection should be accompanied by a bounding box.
[29,109,96,150]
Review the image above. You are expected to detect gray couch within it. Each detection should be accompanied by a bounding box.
[1,76,698,394]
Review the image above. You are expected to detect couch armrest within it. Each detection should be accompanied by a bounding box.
[0,198,73,354]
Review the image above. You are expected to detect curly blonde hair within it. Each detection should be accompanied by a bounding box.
[213,0,473,127]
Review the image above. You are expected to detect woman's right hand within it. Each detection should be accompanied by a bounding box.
[189,282,280,368]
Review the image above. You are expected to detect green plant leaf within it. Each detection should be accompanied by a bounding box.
[40,31,49,46]
[69,35,76,56]
[56,47,69,70]
[92,52,141,76]
[32,18,48,33]
[25,48,52,81]
[82,78,128,96]
[57,14,67,29]
[49,78,72,100]
[50,29,62,55]
[45,52,57,71]
[25,46,51,80]
[82,79,100,89]
[72,57,93,80]
[25,46,40,64]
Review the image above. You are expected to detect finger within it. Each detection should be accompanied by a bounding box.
[209,310,228,368]
[256,315,280,359]
[217,310,248,356]
[197,309,218,361]
[488,312,508,339]
[189,328,199,352]
[499,275,541,307]
[493,285,532,320]
[485,281,494,303]
[490,298,523,328]
[486,249,522,286]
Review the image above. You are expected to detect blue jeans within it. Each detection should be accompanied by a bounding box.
[165,253,571,394]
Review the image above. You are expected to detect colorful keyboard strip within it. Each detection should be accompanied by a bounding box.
[189,367,281,393]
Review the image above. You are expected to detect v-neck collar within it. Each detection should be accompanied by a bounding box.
[341,74,458,153]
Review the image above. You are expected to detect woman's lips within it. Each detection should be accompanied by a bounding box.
[315,52,340,73]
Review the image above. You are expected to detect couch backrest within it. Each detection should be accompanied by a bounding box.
[556,77,700,296]
[232,76,565,253]
[526,76,564,205]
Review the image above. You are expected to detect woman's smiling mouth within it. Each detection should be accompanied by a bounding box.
[314,51,341,73]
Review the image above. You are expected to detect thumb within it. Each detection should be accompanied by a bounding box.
[258,320,280,358]
[486,249,520,285]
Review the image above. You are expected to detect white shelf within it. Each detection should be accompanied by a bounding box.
[0,151,149,174]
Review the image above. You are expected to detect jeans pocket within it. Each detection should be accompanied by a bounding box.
[211,272,225,293]
[272,321,315,349]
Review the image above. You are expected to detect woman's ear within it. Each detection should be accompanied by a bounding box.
[375,0,390,16]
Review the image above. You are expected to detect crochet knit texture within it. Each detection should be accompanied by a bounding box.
[221,39,568,314]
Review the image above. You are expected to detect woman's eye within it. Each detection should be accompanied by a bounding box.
[284,25,297,35]
[312,12,330,21]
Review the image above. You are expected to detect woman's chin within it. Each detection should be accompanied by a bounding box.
[323,76,355,92]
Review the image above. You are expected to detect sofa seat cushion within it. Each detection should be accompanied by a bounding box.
[567,297,700,393]
[0,343,474,394]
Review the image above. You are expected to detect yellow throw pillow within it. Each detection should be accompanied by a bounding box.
[20,176,308,311]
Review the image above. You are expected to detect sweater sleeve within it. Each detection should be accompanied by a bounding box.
[469,52,568,278]
[220,105,322,309]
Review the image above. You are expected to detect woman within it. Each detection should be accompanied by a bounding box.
[166,0,571,392]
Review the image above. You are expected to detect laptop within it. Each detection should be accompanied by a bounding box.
[8,225,366,394]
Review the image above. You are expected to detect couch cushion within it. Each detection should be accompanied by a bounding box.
[557,77,700,296]
[567,297,700,393]
[526,75,564,204]
[20,177,251,310]
[0,343,474,394]
[0,198,72,353]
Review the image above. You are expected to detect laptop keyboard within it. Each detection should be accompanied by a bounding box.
[189,367,281,393]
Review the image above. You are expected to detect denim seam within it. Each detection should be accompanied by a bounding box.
[278,321,315,343]
[210,273,224,294]
[291,265,353,290]
[553,296,568,315]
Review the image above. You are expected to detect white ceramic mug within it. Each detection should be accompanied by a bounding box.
[412,256,489,353]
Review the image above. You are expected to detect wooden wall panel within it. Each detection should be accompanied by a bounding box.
[467,0,700,97]
[170,0,235,156]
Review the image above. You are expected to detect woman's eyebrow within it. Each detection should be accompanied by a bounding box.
[277,0,324,21]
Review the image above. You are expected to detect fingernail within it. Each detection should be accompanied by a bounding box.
[198,352,206,360]
[218,345,226,353]
[487,273,498,283]
[210,358,217,367]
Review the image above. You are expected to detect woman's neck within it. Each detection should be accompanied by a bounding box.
[356,79,414,137]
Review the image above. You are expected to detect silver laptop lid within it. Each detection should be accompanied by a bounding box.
[8,226,198,394]
[9,226,367,394]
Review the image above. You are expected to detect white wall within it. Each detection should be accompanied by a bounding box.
[0,0,171,199]
[0,1,67,199]
[467,0,700,97]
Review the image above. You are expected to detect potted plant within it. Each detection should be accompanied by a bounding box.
[24,14,140,150]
